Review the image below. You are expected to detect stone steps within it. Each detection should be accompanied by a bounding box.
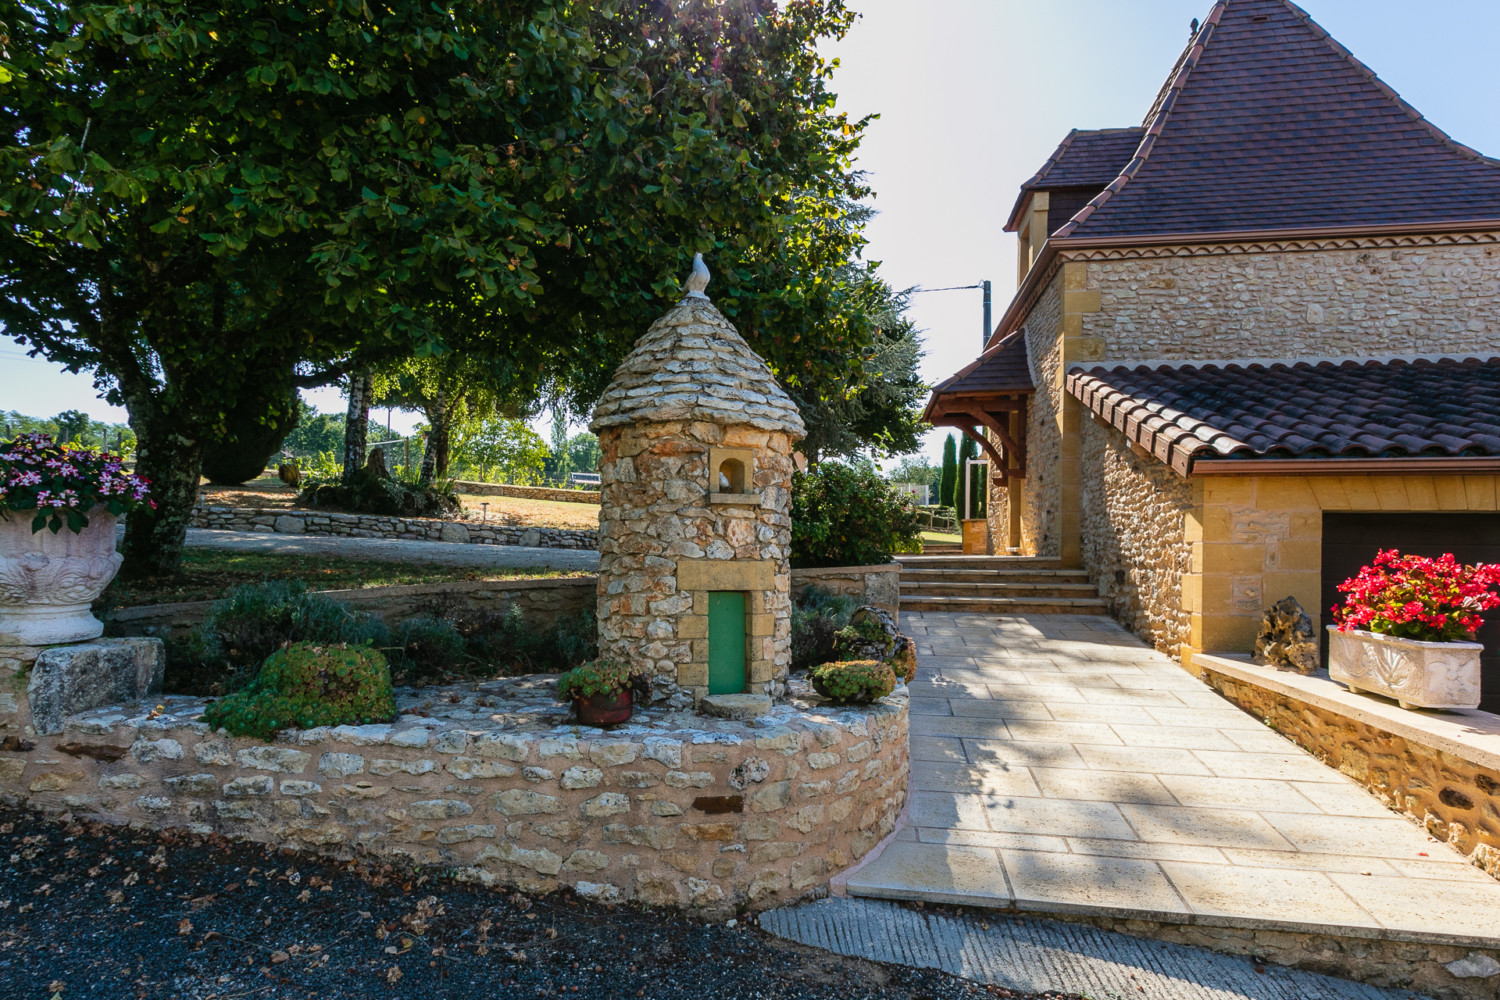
[901,594,1110,614]
[898,555,1107,616]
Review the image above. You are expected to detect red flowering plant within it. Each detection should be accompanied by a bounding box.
[0,433,153,534]
[1332,549,1500,643]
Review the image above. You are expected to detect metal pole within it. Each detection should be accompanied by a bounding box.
[982,280,992,347]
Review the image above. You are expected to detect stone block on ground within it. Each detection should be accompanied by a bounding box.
[700,694,773,720]
[26,637,165,735]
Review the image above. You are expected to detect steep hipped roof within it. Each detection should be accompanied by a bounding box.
[1066,356,1500,476]
[1004,129,1144,231]
[1055,0,1500,239]
[590,295,805,437]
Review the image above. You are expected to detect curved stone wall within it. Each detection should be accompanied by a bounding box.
[1,671,907,917]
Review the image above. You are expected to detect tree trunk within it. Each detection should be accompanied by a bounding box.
[120,417,203,578]
[342,371,372,482]
[418,389,450,485]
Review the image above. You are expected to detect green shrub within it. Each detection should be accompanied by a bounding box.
[459,605,598,675]
[556,658,644,701]
[789,586,858,669]
[185,580,389,689]
[808,659,896,705]
[790,463,923,569]
[297,466,460,518]
[388,615,468,683]
[201,642,395,740]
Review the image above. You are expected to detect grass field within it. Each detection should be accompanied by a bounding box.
[920,530,962,544]
[98,549,584,608]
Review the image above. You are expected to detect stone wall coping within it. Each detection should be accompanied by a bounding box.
[105,575,600,627]
[1191,651,1500,773]
[790,563,901,576]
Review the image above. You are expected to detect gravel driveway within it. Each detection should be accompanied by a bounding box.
[0,807,1042,1000]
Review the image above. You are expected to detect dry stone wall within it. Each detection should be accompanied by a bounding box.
[189,506,596,550]
[0,657,908,917]
[790,565,900,617]
[1080,241,1500,362]
[452,481,601,505]
[1079,420,1193,657]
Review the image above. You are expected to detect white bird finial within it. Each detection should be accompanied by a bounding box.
[684,253,710,299]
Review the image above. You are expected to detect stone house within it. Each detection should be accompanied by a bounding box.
[923,0,1500,708]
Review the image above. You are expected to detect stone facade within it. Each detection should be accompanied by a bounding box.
[188,505,597,550]
[1079,419,1193,658]
[0,660,908,917]
[1080,241,1500,362]
[1018,273,1064,558]
[591,279,805,705]
[104,577,597,643]
[790,564,901,618]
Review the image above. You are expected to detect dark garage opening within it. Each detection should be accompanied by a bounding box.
[1322,512,1500,714]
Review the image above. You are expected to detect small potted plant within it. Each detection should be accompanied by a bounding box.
[0,433,152,644]
[808,660,898,705]
[556,658,649,726]
[1329,549,1500,710]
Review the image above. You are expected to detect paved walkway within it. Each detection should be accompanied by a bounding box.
[762,897,1422,1000]
[847,612,1500,947]
[172,527,600,571]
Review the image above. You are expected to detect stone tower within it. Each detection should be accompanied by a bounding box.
[590,256,805,706]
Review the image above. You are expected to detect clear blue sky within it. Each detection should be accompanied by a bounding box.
[4,0,1497,460]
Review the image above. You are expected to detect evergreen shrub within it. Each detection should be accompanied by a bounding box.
[201,641,395,739]
[790,463,922,569]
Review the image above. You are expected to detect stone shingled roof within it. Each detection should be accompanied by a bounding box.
[1066,356,1500,476]
[1050,0,1500,239]
[590,296,805,437]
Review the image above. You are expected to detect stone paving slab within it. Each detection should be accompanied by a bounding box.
[849,612,1500,949]
[761,896,1428,1000]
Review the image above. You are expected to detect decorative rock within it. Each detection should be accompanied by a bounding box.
[700,694,773,720]
[834,606,899,662]
[26,638,165,735]
[1252,596,1318,674]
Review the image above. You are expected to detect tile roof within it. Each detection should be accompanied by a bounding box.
[1065,356,1500,476]
[926,332,1033,405]
[1004,129,1144,231]
[1054,0,1500,239]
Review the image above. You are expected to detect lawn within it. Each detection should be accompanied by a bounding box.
[198,473,601,530]
[920,530,962,544]
[98,549,585,608]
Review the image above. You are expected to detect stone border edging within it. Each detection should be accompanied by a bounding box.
[452,481,601,505]
[188,506,598,550]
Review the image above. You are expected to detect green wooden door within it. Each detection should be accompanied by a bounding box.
[707,591,747,695]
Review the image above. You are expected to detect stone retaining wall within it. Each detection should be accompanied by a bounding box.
[453,481,601,505]
[791,564,901,618]
[0,646,908,917]
[1195,656,1500,881]
[105,577,598,643]
[189,505,597,550]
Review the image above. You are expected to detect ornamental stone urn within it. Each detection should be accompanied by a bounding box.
[0,507,123,645]
[590,254,805,707]
[1327,625,1483,710]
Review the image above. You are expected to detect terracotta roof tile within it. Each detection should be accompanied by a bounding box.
[1053,0,1500,239]
[1065,356,1500,475]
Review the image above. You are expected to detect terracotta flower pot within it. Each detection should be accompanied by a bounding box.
[574,687,633,726]
[0,506,123,645]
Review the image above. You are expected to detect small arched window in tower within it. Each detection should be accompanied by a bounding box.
[718,457,746,494]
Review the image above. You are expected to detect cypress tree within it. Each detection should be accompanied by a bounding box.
[956,434,978,518]
[938,434,958,510]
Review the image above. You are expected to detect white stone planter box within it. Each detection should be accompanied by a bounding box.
[0,506,122,645]
[1326,625,1482,710]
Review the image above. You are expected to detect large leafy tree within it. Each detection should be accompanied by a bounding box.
[1,0,874,576]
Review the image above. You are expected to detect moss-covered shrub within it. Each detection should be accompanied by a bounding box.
[789,586,859,669]
[808,659,896,705]
[201,642,395,739]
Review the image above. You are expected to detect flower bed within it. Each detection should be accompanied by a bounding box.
[1,666,907,916]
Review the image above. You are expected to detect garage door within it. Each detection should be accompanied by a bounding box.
[1322,513,1500,713]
